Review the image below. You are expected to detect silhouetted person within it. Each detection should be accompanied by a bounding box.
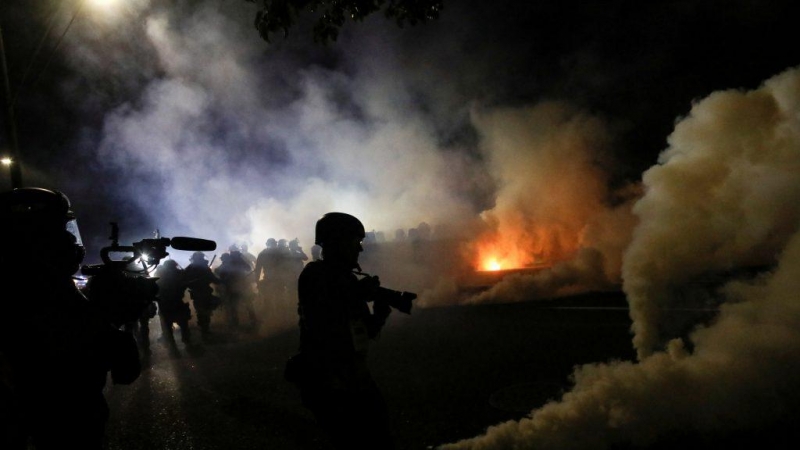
[286,238,308,300]
[289,238,309,267]
[254,238,279,311]
[216,247,258,330]
[273,238,295,303]
[184,252,222,342]
[415,222,431,241]
[411,221,433,264]
[0,188,140,449]
[240,243,257,269]
[293,212,394,449]
[154,259,191,357]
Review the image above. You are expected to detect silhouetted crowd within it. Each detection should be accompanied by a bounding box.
[1,187,424,449]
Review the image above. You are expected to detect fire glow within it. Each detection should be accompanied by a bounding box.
[472,223,580,273]
[474,238,536,272]
[484,258,503,271]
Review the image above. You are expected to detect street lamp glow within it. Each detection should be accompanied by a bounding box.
[86,0,121,12]
[1,157,12,166]
[83,0,131,23]
[87,0,119,6]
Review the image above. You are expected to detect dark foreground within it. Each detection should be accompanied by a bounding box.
[104,292,638,449]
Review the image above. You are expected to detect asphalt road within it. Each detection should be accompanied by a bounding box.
[103,292,637,450]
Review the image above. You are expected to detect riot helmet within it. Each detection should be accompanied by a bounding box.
[266,238,277,248]
[190,251,207,263]
[314,212,365,247]
[0,187,86,275]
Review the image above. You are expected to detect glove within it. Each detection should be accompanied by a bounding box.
[357,274,381,296]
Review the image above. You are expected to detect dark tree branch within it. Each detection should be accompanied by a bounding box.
[246,0,443,44]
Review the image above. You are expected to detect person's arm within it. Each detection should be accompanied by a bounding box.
[356,275,392,338]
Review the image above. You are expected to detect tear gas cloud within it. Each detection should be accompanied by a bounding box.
[441,67,800,449]
[59,0,631,306]
[450,103,639,305]
[69,1,481,258]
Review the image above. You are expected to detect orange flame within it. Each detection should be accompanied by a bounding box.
[483,257,503,271]
[471,222,580,272]
[474,238,535,272]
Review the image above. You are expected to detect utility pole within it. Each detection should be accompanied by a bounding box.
[0,25,23,188]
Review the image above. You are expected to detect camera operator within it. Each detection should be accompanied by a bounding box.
[0,188,140,449]
[293,212,395,449]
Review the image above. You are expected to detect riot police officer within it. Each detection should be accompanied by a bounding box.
[184,251,221,342]
[254,238,279,309]
[293,212,395,449]
[0,188,141,449]
[286,238,309,305]
[216,246,258,330]
[154,259,192,356]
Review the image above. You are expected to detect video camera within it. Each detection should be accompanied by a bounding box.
[81,222,216,327]
[353,269,417,315]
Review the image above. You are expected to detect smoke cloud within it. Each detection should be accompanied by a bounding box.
[417,102,639,307]
[54,1,631,309]
[624,66,800,358]
[440,67,800,449]
[460,103,638,304]
[69,2,483,255]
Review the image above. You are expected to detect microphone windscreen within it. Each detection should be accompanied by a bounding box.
[170,237,217,251]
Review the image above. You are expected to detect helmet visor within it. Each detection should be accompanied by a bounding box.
[66,218,83,246]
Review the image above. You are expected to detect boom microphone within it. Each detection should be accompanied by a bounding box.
[169,237,217,251]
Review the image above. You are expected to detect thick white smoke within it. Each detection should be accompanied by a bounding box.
[440,67,800,449]
[64,1,631,309]
[79,2,480,253]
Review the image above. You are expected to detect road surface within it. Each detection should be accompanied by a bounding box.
[104,292,636,449]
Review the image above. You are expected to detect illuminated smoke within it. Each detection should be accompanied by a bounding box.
[440,67,800,449]
[471,102,613,269]
[419,103,639,306]
[52,1,641,311]
[624,66,800,358]
[63,1,632,312]
[73,3,480,255]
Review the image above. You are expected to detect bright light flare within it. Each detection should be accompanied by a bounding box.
[473,238,533,272]
[1,157,12,166]
[484,258,503,271]
[86,0,120,9]
[470,219,582,272]
[85,0,126,19]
